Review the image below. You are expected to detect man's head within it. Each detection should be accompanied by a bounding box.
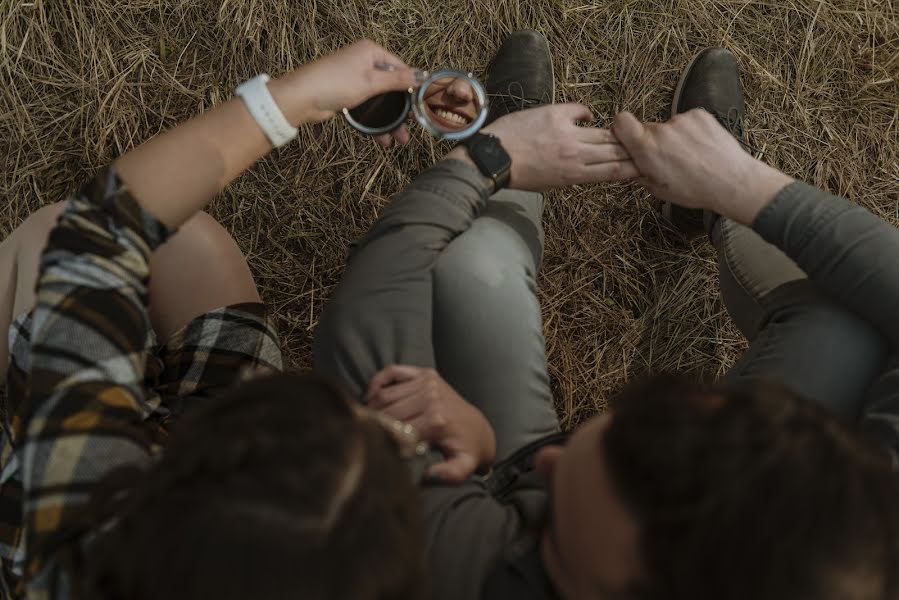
[536,376,899,600]
[81,373,424,600]
[423,76,478,130]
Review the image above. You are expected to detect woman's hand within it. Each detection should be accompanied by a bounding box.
[366,365,497,484]
[272,39,417,146]
[457,103,640,191]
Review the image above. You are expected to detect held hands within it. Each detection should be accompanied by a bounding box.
[477,104,639,191]
[611,109,794,224]
[287,40,792,210]
[366,365,497,484]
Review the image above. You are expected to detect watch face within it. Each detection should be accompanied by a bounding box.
[473,136,510,175]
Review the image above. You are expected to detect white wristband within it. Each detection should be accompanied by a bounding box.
[235,74,299,148]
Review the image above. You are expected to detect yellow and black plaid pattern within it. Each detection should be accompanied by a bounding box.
[0,169,282,598]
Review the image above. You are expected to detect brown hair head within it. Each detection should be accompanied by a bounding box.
[80,372,425,600]
[603,376,899,600]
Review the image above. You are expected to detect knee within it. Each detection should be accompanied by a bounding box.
[148,212,259,339]
[152,212,248,277]
[171,212,234,258]
[795,304,885,358]
[19,202,67,241]
[434,230,535,294]
[433,243,538,309]
[784,302,888,395]
[32,201,67,225]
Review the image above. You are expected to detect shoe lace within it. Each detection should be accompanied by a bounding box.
[489,82,547,113]
[713,107,759,155]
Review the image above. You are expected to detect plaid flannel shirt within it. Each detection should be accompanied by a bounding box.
[0,169,283,599]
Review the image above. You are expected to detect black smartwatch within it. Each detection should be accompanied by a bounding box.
[462,132,512,190]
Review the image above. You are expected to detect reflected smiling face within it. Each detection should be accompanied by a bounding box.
[423,76,479,130]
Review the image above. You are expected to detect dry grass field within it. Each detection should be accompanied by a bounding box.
[1,0,897,427]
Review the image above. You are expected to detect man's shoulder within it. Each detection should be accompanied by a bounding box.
[422,432,565,541]
[421,478,547,600]
[421,433,565,600]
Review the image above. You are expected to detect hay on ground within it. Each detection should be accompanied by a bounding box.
[1,0,897,427]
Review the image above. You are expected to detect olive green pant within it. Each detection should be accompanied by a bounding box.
[314,160,888,460]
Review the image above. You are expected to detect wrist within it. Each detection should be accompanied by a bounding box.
[715,159,795,226]
[445,146,497,193]
[265,68,319,127]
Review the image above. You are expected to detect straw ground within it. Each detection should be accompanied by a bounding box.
[1,1,897,427]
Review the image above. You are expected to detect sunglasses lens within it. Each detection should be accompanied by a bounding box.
[345,91,410,135]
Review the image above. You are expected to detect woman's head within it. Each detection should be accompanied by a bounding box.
[81,373,424,600]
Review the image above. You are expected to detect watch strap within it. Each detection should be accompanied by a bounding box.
[235,74,299,148]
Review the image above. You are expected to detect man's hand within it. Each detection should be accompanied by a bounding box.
[611,109,795,225]
[366,365,497,484]
[450,103,639,192]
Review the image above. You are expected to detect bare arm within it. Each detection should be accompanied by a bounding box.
[115,40,418,229]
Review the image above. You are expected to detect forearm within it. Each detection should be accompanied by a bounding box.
[115,69,314,229]
[752,181,899,350]
[444,146,496,192]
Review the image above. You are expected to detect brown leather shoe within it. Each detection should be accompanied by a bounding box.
[484,30,555,126]
[663,47,748,236]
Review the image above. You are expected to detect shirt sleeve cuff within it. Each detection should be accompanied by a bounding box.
[77,166,176,252]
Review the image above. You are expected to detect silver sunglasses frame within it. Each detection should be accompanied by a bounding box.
[342,68,489,141]
[411,69,489,141]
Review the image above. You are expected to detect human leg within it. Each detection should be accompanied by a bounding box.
[666,48,888,420]
[430,30,560,458]
[713,172,886,421]
[0,202,262,377]
[313,160,494,398]
[722,278,887,422]
[147,211,261,341]
[432,188,559,459]
[313,30,558,409]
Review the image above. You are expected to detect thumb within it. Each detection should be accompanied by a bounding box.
[611,111,651,156]
[369,66,419,95]
[426,453,479,485]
